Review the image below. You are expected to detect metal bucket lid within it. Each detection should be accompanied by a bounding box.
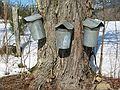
[24,14,42,22]
[55,20,74,30]
[82,18,104,29]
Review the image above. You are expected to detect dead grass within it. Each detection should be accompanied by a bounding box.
[0,74,120,90]
[0,74,34,90]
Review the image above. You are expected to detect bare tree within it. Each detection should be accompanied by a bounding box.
[29,0,94,90]
[12,5,21,57]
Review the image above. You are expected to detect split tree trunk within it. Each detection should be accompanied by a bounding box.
[30,0,94,90]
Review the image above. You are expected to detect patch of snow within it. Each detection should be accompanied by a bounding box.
[96,21,120,78]
[0,21,37,77]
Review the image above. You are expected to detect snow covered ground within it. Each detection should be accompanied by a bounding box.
[0,20,120,78]
[0,21,37,77]
[96,21,120,78]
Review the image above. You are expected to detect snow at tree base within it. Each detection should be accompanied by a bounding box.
[0,19,120,78]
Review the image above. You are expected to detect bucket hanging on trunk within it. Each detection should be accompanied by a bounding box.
[55,20,74,49]
[82,18,104,47]
[24,14,46,41]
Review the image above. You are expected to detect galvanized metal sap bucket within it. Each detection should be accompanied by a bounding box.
[24,14,46,40]
[55,20,74,49]
[83,18,104,47]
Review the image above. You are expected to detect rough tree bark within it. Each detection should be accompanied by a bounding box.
[12,5,21,57]
[30,0,94,90]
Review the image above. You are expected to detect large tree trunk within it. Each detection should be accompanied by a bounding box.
[30,0,94,90]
